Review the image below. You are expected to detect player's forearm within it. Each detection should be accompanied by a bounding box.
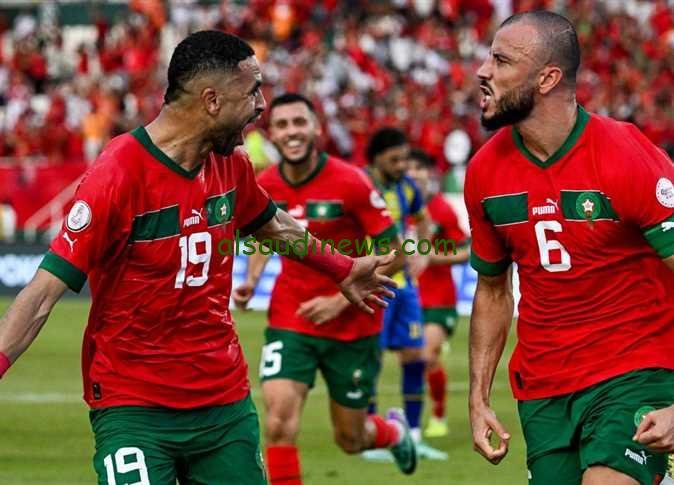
[429,246,470,266]
[469,270,513,408]
[253,210,353,282]
[0,270,66,365]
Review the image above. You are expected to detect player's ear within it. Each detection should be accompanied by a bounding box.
[200,86,221,116]
[538,65,563,95]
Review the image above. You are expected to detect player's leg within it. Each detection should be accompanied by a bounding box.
[260,328,317,485]
[320,335,417,474]
[368,290,398,416]
[178,395,266,485]
[394,286,426,444]
[518,396,582,485]
[90,407,177,485]
[581,466,638,485]
[421,309,450,438]
[577,369,674,485]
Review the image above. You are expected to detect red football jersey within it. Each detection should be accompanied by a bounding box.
[257,153,397,341]
[39,126,276,409]
[465,107,674,400]
[417,193,469,309]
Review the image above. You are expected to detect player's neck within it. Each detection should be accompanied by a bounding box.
[281,150,320,184]
[514,101,578,162]
[144,108,211,171]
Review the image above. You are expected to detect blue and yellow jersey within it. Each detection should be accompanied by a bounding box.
[367,171,425,287]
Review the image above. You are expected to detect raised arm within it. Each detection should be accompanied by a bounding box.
[469,269,514,464]
[0,270,68,377]
[253,210,396,314]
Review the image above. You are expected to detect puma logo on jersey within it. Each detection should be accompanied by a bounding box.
[62,232,77,252]
[532,199,558,216]
[662,222,674,232]
[183,209,204,228]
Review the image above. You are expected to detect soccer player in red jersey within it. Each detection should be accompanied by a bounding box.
[233,93,418,483]
[0,32,396,484]
[467,11,674,485]
[406,149,469,438]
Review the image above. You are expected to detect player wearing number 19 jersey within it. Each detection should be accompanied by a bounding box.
[0,33,396,485]
[467,12,674,485]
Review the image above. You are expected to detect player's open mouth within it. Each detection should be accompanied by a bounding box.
[479,84,493,110]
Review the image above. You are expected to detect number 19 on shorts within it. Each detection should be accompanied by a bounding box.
[103,447,150,485]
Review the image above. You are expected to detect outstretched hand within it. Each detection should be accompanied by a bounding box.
[338,252,397,314]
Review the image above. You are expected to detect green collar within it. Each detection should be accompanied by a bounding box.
[130,126,203,180]
[512,105,590,169]
[279,152,328,187]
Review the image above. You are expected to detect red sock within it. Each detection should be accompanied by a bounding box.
[368,415,401,448]
[427,367,447,419]
[266,445,302,485]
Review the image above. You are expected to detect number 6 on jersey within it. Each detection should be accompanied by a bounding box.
[534,220,572,272]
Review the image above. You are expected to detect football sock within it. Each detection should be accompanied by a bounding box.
[368,398,377,415]
[368,414,402,448]
[267,445,302,485]
[402,360,425,432]
[427,366,447,419]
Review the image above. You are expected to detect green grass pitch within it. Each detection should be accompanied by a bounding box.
[0,298,525,484]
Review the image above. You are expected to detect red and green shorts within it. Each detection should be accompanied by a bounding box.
[259,327,380,409]
[90,394,265,484]
[518,369,674,485]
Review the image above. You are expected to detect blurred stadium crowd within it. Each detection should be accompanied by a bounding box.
[0,0,672,170]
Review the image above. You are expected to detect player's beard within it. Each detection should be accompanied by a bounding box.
[481,83,536,131]
[213,131,244,157]
[279,140,315,166]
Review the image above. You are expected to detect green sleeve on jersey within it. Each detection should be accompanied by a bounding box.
[239,200,277,237]
[470,251,511,276]
[643,214,674,258]
[372,225,398,243]
[38,252,87,293]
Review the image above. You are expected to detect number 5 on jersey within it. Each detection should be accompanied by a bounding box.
[534,221,572,272]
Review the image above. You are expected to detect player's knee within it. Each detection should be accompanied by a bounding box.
[265,410,299,444]
[333,427,366,454]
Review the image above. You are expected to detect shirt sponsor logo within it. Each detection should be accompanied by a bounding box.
[66,200,92,232]
[624,448,650,466]
[532,198,558,216]
[183,209,204,228]
[656,178,674,208]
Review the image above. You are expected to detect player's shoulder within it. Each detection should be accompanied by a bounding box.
[256,160,281,185]
[467,127,515,173]
[325,154,375,189]
[84,132,140,185]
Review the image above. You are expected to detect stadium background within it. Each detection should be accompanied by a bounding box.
[0,0,672,483]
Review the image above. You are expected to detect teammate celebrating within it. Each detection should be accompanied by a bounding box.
[467,11,674,485]
[406,148,469,438]
[363,128,447,460]
[233,93,417,483]
[0,32,396,484]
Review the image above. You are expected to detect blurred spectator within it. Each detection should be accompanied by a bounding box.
[0,0,671,170]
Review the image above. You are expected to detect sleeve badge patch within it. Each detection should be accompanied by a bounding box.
[66,200,92,232]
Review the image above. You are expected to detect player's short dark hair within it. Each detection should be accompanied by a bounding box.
[501,11,580,86]
[164,30,255,104]
[269,92,316,114]
[367,127,408,164]
[409,148,435,169]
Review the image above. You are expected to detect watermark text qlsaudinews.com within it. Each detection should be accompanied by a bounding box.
[216,230,459,257]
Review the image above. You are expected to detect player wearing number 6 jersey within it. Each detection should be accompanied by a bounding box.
[467,11,674,485]
[0,32,396,485]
